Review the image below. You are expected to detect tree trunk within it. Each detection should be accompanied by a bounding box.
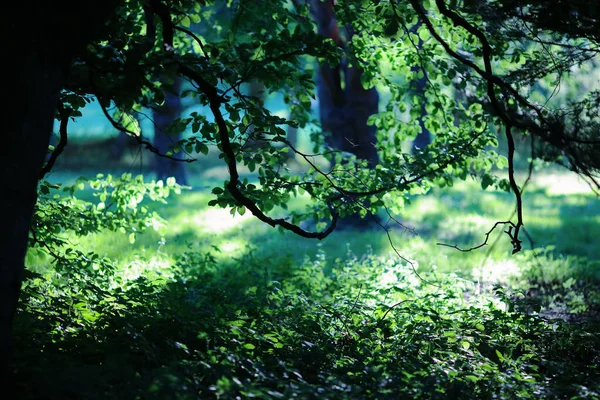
[152,78,188,185]
[411,74,432,153]
[0,0,118,380]
[0,50,64,380]
[309,0,379,229]
[310,0,379,168]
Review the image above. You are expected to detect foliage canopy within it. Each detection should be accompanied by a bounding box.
[48,0,599,251]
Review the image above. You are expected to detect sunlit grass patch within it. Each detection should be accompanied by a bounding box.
[121,255,175,283]
[175,207,254,234]
[473,259,521,285]
[534,172,596,196]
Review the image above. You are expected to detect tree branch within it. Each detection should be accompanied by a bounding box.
[95,94,194,163]
[179,63,338,239]
[40,103,71,179]
[410,0,531,252]
[505,123,523,253]
[437,220,515,252]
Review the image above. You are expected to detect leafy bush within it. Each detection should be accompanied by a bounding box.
[15,231,600,399]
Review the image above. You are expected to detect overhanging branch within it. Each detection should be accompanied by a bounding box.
[179,64,338,239]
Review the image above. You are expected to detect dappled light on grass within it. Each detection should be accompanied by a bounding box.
[121,256,175,284]
[536,172,597,196]
[218,239,247,255]
[472,259,521,285]
[407,195,442,218]
[436,213,496,244]
[17,171,599,399]
[378,261,422,288]
[163,192,256,236]
[187,207,253,233]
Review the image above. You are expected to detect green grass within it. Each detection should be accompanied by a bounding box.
[14,165,600,399]
[41,166,599,283]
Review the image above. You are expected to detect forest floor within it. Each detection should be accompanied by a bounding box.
[13,156,600,399]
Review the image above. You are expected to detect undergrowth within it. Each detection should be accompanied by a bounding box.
[11,171,600,399]
[14,245,600,399]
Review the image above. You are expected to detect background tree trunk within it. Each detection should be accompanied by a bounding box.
[310,0,379,168]
[411,74,432,153]
[309,0,379,228]
[111,80,188,185]
[152,78,188,185]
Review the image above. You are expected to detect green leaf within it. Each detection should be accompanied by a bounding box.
[229,109,239,122]
[481,174,495,190]
[196,142,209,155]
[495,350,505,363]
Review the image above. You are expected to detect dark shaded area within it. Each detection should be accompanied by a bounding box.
[0,0,119,381]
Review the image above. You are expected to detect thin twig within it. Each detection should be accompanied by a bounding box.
[376,299,414,328]
[437,221,515,252]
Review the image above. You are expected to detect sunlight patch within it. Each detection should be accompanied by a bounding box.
[378,259,422,289]
[219,240,245,254]
[438,214,493,240]
[473,259,521,283]
[379,269,398,286]
[121,256,173,284]
[192,207,253,233]
[460,214,492,227]
[537,173,593,195]
[412,196,441,216]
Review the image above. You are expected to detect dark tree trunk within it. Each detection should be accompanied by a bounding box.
[411,31,432,154]
[0,0,118,380]
[152,78,188,185]
[1,49,64,381]
[310,0,379,168]
[309,0,379,229]
[411,74,432,153]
